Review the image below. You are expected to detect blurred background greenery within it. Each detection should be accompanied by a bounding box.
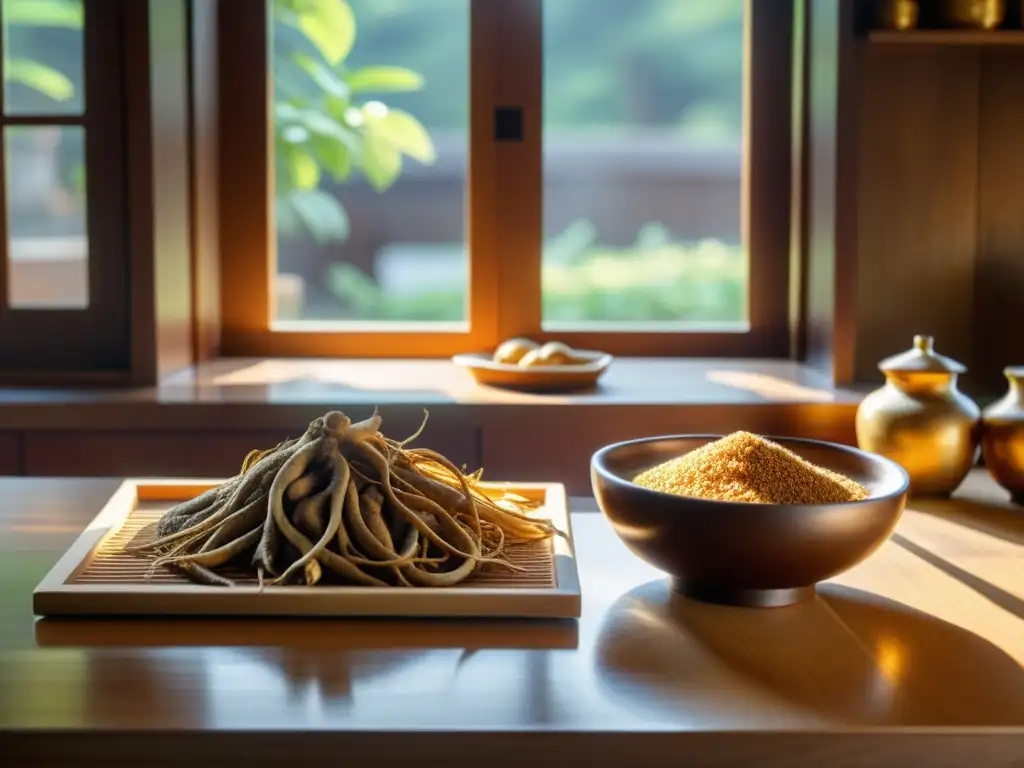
[273,0,746,325]
[328,232,744,323]
[7,0,747,325]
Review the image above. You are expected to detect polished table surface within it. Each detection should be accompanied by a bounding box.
[1,471,1023,766]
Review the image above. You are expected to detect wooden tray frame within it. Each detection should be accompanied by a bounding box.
[33,479,581,620]
[34,615,580,650]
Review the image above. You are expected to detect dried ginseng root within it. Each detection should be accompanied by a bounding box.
[127,409,558,588]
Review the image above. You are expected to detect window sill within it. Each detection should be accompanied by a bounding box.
[0,357,864,493]
[0,356,863,422]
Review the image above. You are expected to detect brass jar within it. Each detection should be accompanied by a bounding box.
[876,0,920,30]
[981,367,1024,504]
[937,0,1006,29]
[855,335,980,497]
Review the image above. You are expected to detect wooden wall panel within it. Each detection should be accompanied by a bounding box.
[481,405,858,496]
[0,432,21,475]
[854,47,979,384]
[23,432,287,478]
[126,0,196,384]
[975,50,1024,393]
[125,0,158,384]
[853,44,1024,395]
[12,407,858,493]
[21,425,480,480]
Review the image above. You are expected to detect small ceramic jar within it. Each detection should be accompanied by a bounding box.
[876,0,920,30]
[937,0,1006,29]
[856,335,980,496]
[981,366,1024,504]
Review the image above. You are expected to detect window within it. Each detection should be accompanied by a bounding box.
[219,0,793,357]
[0,0,127,373]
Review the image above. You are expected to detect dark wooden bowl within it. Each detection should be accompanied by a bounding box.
[591,435,910,608]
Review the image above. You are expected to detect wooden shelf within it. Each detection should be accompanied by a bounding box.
[868,30,1024,45]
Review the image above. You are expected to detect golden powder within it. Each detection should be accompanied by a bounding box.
[633,431,869,505]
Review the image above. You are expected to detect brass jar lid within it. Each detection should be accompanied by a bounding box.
[879,335,966,374]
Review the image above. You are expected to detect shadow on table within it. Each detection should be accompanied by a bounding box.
[891,533,1024,621]
[594,579,1024,727]
[230,647,428,704]
[34,615,579,651]
[910,493,1024,546]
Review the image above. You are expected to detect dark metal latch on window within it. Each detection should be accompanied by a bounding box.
[494,107,523,141]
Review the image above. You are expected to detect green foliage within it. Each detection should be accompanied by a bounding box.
[2,0,85,195]
[10,0,437,245]
[544,236,745,323]
[346,66,423,93]
[5,57,72,101]
[277,0,356,65]
[278,187,349,243]
[3,0,82,27]
[2,0,82,106]
[327,229,746,324]
[273,0,436,242]
[328,260,466,321]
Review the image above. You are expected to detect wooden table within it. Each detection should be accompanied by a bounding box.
[1,471,1023,766]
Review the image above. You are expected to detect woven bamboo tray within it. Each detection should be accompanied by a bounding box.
[33,479,580,619]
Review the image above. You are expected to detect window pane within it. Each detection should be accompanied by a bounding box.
[542,0,746,328]
[5,125,88,308]
[2,0,85,115]
[271,0,468,324]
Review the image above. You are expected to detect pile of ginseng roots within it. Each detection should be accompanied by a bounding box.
[127,410,556,588]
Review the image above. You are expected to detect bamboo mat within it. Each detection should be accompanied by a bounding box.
[73,508,557,590]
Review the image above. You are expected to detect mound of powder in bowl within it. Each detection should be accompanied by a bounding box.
[632,432,869,505]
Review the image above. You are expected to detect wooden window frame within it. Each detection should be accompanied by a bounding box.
[218,0,794,359]
[0,0,129,378]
